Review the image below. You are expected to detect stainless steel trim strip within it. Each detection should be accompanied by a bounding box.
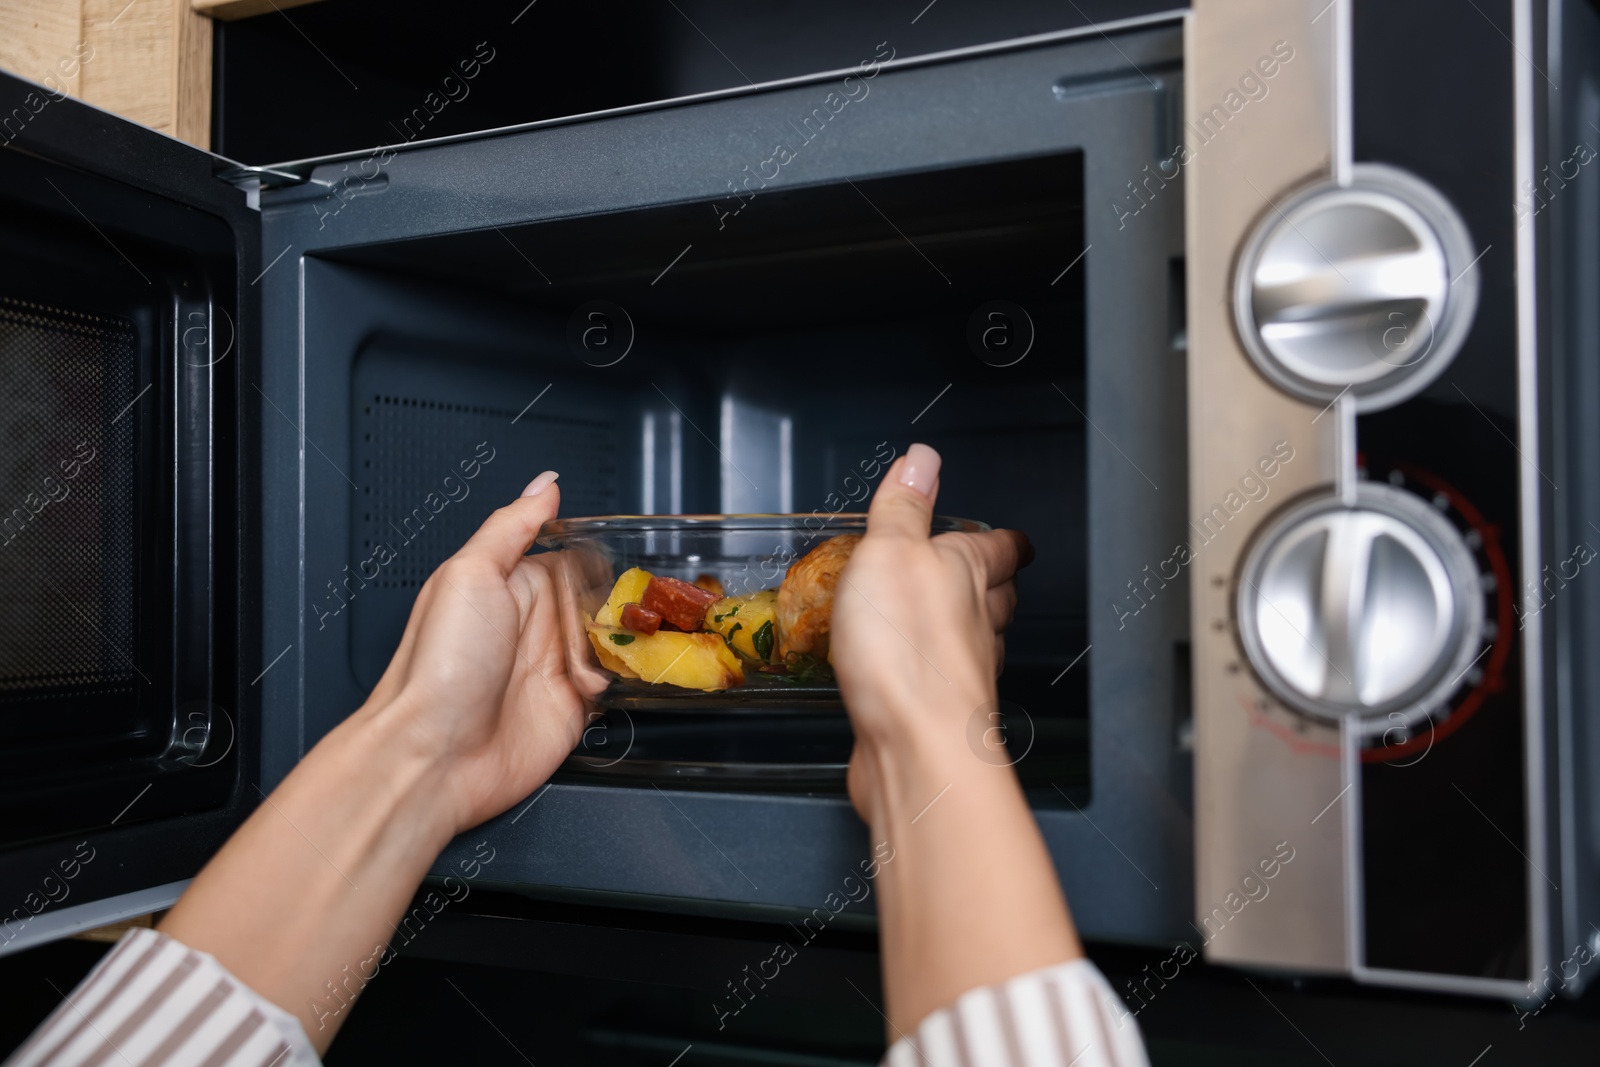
[1546,0,1581,963]
[1336,394,1357,506]
[1513,0,1552,993]
[0,880,189,958]
[1333,0,1352,186]
[1332,0,1355,979]
[1351,968,1536,1000]
[1340,715,1364,971]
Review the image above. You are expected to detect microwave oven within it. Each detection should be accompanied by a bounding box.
[1,0,1596,1009]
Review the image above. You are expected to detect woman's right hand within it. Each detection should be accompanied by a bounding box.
[831,443,1082,1042]
[829,442,1031,822]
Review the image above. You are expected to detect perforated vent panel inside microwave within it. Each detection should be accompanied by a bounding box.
[0,297,138,696]
[346,349,620,689]
[354,394,618,588]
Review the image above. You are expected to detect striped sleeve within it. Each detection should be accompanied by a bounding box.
[5,928,320,1067]
[882,959,1149,1067]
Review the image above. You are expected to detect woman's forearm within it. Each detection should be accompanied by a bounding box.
[158,693,458,1052]
[859,718,1083,1038]
[156,480,577,1054]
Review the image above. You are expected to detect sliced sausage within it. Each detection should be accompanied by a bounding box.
[641,575,720,632]
[620,602,662,635]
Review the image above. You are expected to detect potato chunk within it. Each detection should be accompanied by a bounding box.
[586,623,746,691]
[594,567,653,627]
[589,630,639,678]
[703,589,778,662]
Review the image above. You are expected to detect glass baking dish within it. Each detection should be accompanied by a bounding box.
[538,514,987,711]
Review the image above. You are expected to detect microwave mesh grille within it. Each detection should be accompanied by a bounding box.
[0,297,138,695]
[355,392,618,590]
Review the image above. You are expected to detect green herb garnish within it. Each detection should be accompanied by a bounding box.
[608,633,635,645]
[714,604,741,623]
[778,650,832,686]
[752,620,774,660]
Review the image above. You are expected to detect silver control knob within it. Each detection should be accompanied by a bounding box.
[1236,484,1484,728]
[1233,165,1479,412]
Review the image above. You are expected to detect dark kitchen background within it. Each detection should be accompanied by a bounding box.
[209,0,1178,164]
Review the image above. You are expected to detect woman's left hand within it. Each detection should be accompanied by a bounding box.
[357,469,589,835]
[160,470,593,1051]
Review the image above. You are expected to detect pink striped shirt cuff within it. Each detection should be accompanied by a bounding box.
[884,959,1150,1067]
[5,928,319,1067]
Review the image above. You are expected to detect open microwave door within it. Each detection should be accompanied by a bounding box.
[0,70,260,952]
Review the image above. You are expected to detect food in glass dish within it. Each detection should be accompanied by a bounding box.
[775,533,860,661]
[539,513,987,703]
[583,536,858,692]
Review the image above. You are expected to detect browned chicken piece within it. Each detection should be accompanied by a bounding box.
[776,534,861,661]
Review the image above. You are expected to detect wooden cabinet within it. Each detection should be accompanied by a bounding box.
[0,0,324,150]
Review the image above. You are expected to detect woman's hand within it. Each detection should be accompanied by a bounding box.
[830,443,1031,821]
[161,472,586,1051]
[831,444,1082,1040]
[357,469,589,836]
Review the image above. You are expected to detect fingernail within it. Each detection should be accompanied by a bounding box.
[521,470,559,497]
[896,443,941,498]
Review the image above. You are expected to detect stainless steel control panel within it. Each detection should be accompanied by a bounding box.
[1187,0,1544,997]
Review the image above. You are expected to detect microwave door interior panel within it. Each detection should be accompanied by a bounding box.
[3,0,1597,1008]
[0,72,260,948]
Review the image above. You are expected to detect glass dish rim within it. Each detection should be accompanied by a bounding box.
[537,512,990,544]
